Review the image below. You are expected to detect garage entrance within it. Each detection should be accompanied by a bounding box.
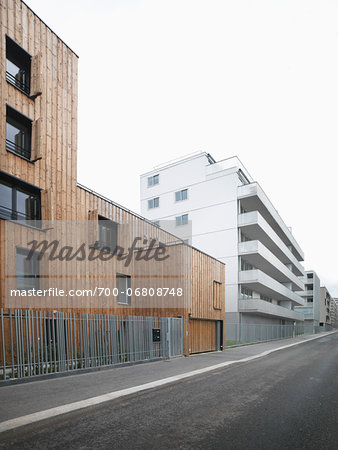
[189,319,222,353]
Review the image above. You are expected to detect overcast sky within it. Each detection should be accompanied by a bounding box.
[25,0,338,296]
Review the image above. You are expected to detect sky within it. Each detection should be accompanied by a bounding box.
[25,0,338,296]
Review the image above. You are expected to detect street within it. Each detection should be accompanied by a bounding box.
[1,333,337,449]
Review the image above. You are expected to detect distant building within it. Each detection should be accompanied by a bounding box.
[140,152,306,326]
[320,287,333,326]
[294,270,321,327]
[330,298,338,328]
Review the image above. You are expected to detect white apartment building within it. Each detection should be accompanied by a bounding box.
[140,152,306,325]
[330,298,338,328]
[294,270,321,326]
[320,287,332,326]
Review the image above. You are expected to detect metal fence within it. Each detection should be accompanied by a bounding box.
[0,309,183,381]
[225,322,334,347]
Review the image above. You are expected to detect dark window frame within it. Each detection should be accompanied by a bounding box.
[116,273,131,305]
[0,171,41,222]
[6,35,31,96]
[6,105,32,161]
[16,246,40,291]
[98,215,118,252]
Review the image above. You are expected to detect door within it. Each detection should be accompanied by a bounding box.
[189,319,217,353]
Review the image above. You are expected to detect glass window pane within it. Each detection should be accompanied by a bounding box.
[182,189,188,200]
[0,181,13,218]
[175,191,180,202]
[6,112,30,157]
[16,189,35,219]
[116,275,130,305]
[98,218,118,250]
[6,120,22,144]
[6,59,26,84]
[16,248,40,290]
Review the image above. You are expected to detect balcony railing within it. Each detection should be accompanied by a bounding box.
[6,71,30,95]
[0,205,40,227]
[6,139,31,160]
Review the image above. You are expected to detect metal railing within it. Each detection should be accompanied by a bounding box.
[0,205,39,224]
[6,71,30,95]
[6,138,31,160]
[225,322,333,347]
[0,309,183,381]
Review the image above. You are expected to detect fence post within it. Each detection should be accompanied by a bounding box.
[1,309,6,380]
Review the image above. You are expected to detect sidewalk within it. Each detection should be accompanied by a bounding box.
[0,331,336,430]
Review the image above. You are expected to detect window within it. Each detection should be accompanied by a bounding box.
[307,273,313,279]
[116,274,131,305]
[6,105,32,160]
[240,231,250,243]
[176,214,188,226]
[175,189,188,202]
[148,197,159,209]
[305,284,313,291]
[240,286,253,299]
[239,204,249,214]
[0,171,41,222]
[147,174,159,187]
[6,36,31,95]
[260,294,273,303]
[213,281,222,309]
[16,247,40,291]
[307,297,313,303]
[241,259,254,271]
[98,216,118,251]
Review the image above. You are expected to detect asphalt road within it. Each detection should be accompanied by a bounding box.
[1,333,337,450]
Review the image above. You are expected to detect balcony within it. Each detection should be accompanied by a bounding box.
[238,211,305,276]
[205,156,253,182]
[238,182,304,261]
[239,269,305,305]
[239,299,305,321]
[294,306,314,320]
[297,289,314,298]
[239,240,304,291]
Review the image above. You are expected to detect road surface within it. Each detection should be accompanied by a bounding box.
[1,333,337,449]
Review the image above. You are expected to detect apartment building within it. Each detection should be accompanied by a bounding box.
[320,287,332,326]
[330,298,338,328]
[294,270,321,326]
[0,1,225,356]
[140,152,306,326]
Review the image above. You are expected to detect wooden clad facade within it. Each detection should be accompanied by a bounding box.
[0,0,225,354]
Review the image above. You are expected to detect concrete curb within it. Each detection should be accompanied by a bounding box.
[0,330,336,434]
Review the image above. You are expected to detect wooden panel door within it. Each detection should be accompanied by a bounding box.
[190,319,217,354]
